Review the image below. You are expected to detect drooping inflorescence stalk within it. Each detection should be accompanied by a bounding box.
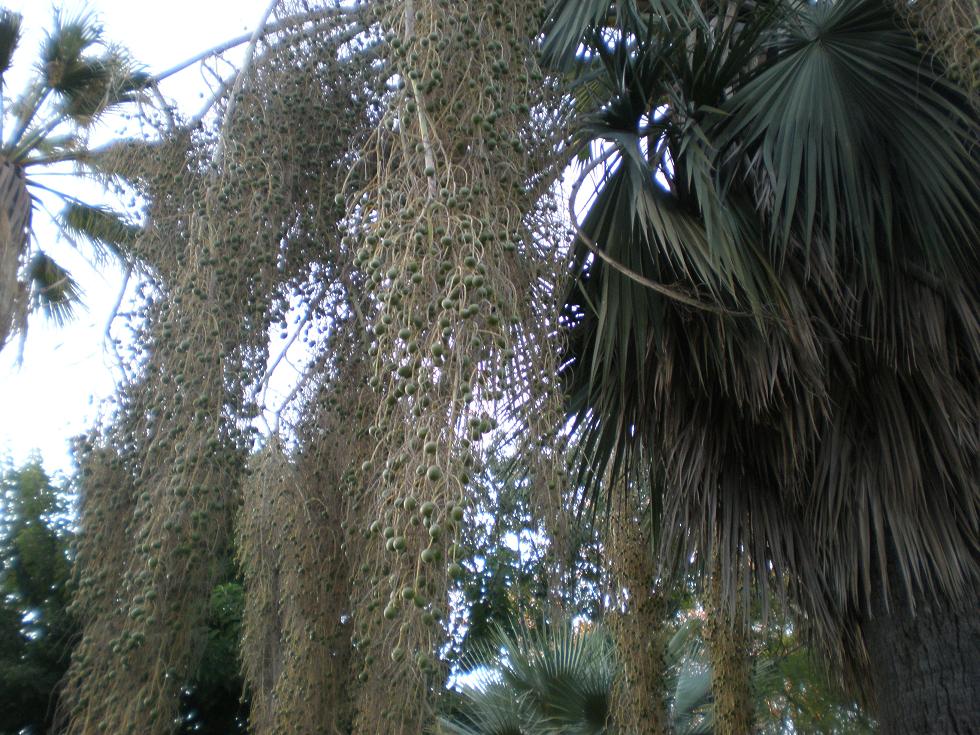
[342,0,571,728]
[62,1,574,731]
[61,5,376,732]
[892,0,979,110]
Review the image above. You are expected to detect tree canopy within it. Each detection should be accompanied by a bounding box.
[0,1,975,733]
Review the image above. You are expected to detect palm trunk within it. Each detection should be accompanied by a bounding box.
[0,159,31,349]
[861,562,980,734]
[703,568,754,735]
[608,500,671,735]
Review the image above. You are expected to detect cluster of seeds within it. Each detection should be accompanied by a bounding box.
[343,0,572,728]
[61,121,286,731]
[894,0,980,110]
[240,437,357,735]
[61,5,375,733]
[61,1,576,731]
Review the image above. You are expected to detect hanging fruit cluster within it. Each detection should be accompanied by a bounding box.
[343,0,570,729]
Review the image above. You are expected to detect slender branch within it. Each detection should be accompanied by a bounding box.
[214,0,280,164]
[404,0,439,199]
[6,84,51,150]
[258,283,325,403]
[104,263,132,384]
[148,7,348,83]
[11,114,63,163]
[188,73,239,130]
[188,19,371,128]
[271,358,316,436]
[149,81,176,132]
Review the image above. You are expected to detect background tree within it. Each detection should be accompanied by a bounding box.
[0,457,249,734]
[0,459,74,735]
[0,8,146,351]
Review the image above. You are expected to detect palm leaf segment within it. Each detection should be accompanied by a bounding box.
[440,623,615,735]
[554,0,978,677]
[0,9,148,350]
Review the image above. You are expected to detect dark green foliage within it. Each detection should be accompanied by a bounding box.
[449,462,551,663]
[59,202,141,264]
[25,252,82,327]
[0,9,22,76]
[550,0,979,699]
[0,460,74,735]
[448,455,606,672]
[179,582,249,735]
[0,459,247,734]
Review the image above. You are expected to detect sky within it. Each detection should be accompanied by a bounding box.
[0,0,272,476]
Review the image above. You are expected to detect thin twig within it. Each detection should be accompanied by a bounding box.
[150,8,346,83]
[214,0,281,164]
[103,263,132,384]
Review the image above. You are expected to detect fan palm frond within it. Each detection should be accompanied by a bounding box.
[447,622,615,735]
[59,201,139,263]
[496,623,614,733]
[0,9,22,78]
[40,10,102,92]
[553,0,979,703]
[541,0,709,71]
[58,51,150,127]
[439,676,538,735]
[715,0,978,286]
[27,251,81,326]
[541,0,614,71]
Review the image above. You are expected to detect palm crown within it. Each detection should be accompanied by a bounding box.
[553,0,977,706]
[0,8,146,351]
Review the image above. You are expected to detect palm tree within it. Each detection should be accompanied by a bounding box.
[0,9,145,351]
[438,613,871,734]
[549,1,978,732]
[438,622,616,735]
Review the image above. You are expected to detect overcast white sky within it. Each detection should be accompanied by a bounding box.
[0,0,271,476]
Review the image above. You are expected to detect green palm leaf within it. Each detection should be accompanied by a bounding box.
[40,10,101,92]
[0,9,22,78]
[58,54,150,127]
[0,10,148,350]
[715,0,978,283]
[551,0,979,705]
[446,623,614,735]
[26,251,81,326]
[58,201,139,263]
[540,0,612,70]
[439,676,538,735]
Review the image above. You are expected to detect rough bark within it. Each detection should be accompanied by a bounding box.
[608,501,671,735]
[703,568,754,735]
[0,160,30,350]
[862,566,980,735]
